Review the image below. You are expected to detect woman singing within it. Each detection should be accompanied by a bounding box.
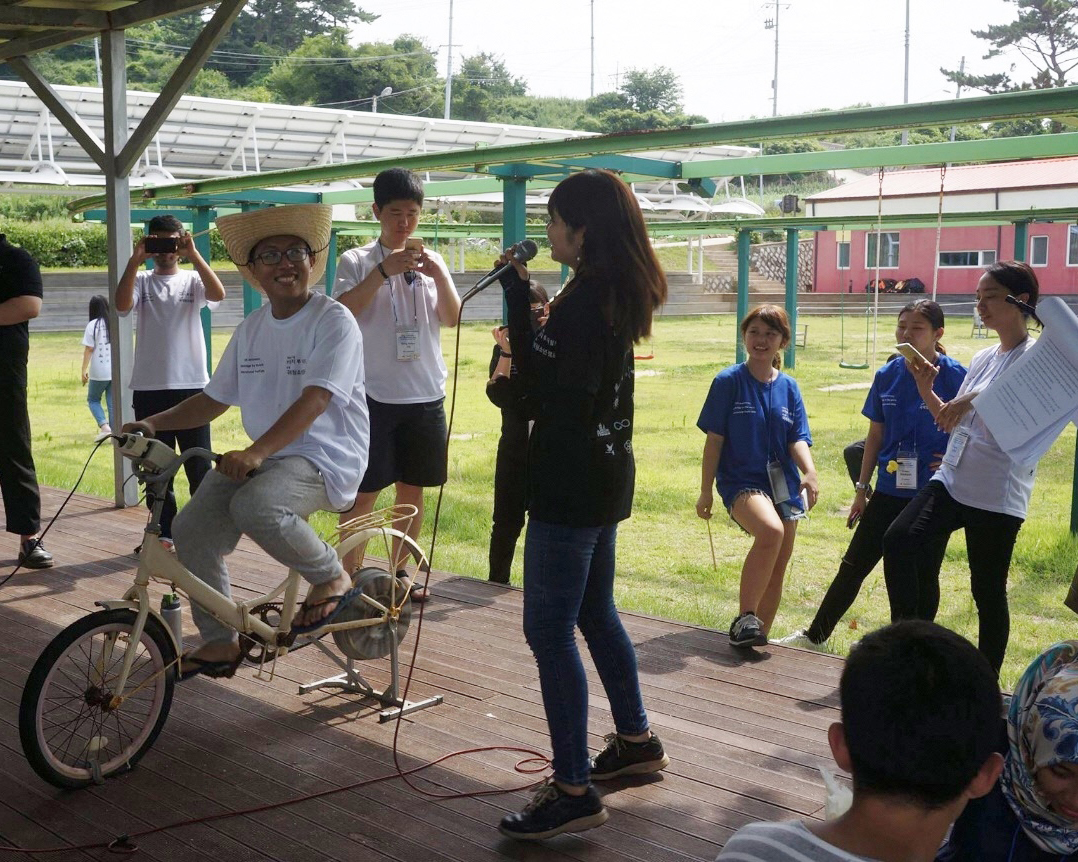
[489,169,668,840]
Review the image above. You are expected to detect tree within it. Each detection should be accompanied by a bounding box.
[619,66,683,113]
[265,32,440,115]
[941,0,1078,92]
[212,0,376,85]
[450,53,527,122]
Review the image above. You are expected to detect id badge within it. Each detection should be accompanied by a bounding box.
[942,428,970,468]
[767,460,791,503]
[895,449,918,491]
[395,326,420,361]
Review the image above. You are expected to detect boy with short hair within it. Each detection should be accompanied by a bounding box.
[334,168,461,600]
[718,621,1004,862]
[116,213,226,547]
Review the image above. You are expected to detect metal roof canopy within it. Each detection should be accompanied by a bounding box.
[2,0,247,506]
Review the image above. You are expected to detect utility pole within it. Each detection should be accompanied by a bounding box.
[764,0,780,116]
[443,0,454,119]
[900,0,910,145]
[590,0,595,97]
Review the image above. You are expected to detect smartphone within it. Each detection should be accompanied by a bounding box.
[847,510,861,529]
[144,236,178,254]
[895,342,928,366]
[405,238,423,254]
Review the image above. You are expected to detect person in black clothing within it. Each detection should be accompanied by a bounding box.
[486,281,548,584]
[490,169,668,841]
[0,234,52,569]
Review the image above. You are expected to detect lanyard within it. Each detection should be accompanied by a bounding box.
[749,364,776,460]
[378,243,417,326]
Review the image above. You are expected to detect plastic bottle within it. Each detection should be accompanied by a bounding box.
[160,592,183,648]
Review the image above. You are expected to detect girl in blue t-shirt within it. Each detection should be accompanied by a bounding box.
[781,300,966,649]
[696,305,817,648]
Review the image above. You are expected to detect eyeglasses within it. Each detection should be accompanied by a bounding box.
[250,246,311,266]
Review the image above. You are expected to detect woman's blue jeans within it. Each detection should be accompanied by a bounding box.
[87,378,114,429]
[523,520,650,786]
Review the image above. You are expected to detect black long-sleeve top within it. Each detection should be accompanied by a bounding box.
[488,270,635,527]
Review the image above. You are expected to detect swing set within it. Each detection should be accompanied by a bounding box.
[837,165,948,370]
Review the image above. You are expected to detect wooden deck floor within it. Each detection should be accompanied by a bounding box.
[0,488,845,861]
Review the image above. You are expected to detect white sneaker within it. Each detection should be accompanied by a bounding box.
[775,629,831,652]
[94,424,112,442]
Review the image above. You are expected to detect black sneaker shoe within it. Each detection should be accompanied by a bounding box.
[590,731,670,781]
[729,612,767,648]
[498,781,608,840]
[18,538,53,569]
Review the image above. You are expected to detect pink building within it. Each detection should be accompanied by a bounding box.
[806,158,1078,295]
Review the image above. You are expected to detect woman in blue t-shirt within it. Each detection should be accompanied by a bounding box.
[782,300,966,648]
[696,304,817,648]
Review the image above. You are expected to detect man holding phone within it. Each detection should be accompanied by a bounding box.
[334,168,460,601]
[116,213,225,549]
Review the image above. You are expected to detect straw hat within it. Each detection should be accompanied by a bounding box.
[215,204,333,287]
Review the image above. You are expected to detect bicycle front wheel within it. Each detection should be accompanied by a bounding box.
[19,608,176,789]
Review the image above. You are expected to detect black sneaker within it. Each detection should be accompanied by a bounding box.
[498,781,608,840]
[729,612,767,648]
[18,538,53,569]
[590,731,670,781]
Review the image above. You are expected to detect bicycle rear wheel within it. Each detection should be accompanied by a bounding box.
[19,608,176,789]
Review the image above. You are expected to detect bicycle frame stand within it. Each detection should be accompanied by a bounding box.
[297,624,443,723]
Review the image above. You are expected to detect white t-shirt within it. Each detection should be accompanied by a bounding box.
[718,821,876,862]
[334,240,454,404]
[203,291,369,512]
[934,337,1038,520]
[81,319,111,381]
[120,269,220,390]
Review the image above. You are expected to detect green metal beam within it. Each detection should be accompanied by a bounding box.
[680,133,1078,179]
[192,207,214,372]
[68,85,1078,214]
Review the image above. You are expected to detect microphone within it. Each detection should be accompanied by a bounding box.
[1005,294,1042,327]
[461,240,538,301]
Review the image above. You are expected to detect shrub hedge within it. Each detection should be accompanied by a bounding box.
[0,219,372,268]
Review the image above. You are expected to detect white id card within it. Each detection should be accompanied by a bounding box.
[767,460,791,503]
[895,451,917,490]
[395,326,420,361]
[942,428,970,468]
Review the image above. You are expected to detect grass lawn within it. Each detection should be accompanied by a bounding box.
[22,312,1078,688]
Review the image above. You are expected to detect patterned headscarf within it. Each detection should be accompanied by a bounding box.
[1001,641,1078,854]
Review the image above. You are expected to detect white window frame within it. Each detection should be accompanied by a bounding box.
[1067,225,1078,267]
[938,250,996,268]
[1030,235,1049,267]
[866,232,900,269]
[837,241,850,270]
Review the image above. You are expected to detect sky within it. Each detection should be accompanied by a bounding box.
[353,0,1027,123]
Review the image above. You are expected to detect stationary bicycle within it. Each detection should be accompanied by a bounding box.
[19,433,441,789]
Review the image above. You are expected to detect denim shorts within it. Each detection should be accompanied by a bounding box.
[728,487,807,534]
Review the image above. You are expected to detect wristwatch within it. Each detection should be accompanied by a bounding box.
[854,481,872,493]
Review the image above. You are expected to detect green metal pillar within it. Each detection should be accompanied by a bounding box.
[735,229,750,363]
[192,207,214,373]
[1014,221,1029,261]
[241,203,262,316]
[325,229,337,296]
[784,228,799,369]
[501,177,528,321]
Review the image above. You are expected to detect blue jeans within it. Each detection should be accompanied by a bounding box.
[523,520,649,786]
[87,378,114,428]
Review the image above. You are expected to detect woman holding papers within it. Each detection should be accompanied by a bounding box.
[882,261,1040,674]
